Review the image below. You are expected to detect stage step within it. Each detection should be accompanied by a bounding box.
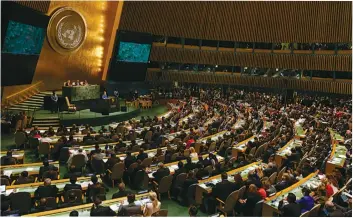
[7,92,47,112]
[32,117,60,128]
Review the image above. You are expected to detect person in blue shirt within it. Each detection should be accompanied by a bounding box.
[296,187,315,213]
[102,90,108,100]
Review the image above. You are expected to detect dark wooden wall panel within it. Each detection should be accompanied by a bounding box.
[146,71,351,95]
[120,1,351,43]
[13,0,50,13]
[150,46,351,72]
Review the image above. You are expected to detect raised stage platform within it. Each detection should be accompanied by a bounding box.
[33,107,141,127]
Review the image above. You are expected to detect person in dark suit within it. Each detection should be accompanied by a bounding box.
[83,133,94,143]
[90,144,101,156]
[39,159,57,180]
[1,151,16,166]
[274,173,291,191]
[34,178,59,199]
[263,162,277,178]
[278,193,301,217]
[152,162,170,184]
[124,152,136,169]
[239,184,263,216]
[33,198,54,213]
[117,193,143,216]
[212,173,237,202]
[69,210,79,216]
[14,171,33,185]
[86,175,106,203]
[60,192,81,208]
[112,183,131,199]
[105,153,120,171]
[173,161,186,182]
[90,196,116,216]
[184,157,196,172]
[0,201,20,216]
[136,149,148,161]
[64,175,82,192]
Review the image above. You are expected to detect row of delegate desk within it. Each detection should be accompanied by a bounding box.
[326,129,346,174]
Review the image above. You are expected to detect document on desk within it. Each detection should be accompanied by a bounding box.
[4,170,12,177]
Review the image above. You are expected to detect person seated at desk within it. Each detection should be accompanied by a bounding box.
[238,184,263,216]
[64,165,83,179]
[64,80,71,87]
[90,144,101,156]
[90,196,116,216]
[112,183,131,199]
[39,159,58,180]
[188,205,198,217]
[34,178,59,199]
[60,192,82,208]
[124,151,136,169]
[184,157,196,172]
[143,192,161,217]
[33,198,55,213]
[64,175,82,192]
[212,173,238,203]
[296,188,315,213]
[105,152,120,171]
[67,149,88,168]
[113,88,119,98]
[83,133,94,143]
[69,210,79,217]
[14,171,33,185]
[278,193,302,217]
[86,175,109,203]
[152,162,170,184]
[102,91,108,100]
[136,148,148,161]
[117,193,143,216]
[0,151,16,165]
[1,201,20,216]
[274,173,292,191]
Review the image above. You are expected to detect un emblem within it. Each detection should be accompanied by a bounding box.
[47,7,87,54]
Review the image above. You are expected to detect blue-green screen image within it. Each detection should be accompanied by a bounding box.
[117,42,151,63]
[2,20,45,55]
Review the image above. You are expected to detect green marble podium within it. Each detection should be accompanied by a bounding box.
[62,85,100,101]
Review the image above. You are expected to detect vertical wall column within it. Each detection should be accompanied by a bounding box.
[102,1,124,81]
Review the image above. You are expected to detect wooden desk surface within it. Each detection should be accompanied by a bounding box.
[1,161,60,177]
[5,176,97,197]
[23,192,150,216]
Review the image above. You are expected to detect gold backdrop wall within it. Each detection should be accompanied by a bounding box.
[32,1,119,90]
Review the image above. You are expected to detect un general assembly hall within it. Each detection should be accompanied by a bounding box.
[0,0,352,217]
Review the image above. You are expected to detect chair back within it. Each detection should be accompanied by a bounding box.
[152,209,168,217]
[14,132,26,147]
[111,163,125,180]
[183,149,190,157]
[300,210,310,217]
[171,153,179,161]
[141,157,152,167]
[0,177,10,186]
[309,204,321,217]
[45,197,58,209]
[187,184,198,206]
[269,172,277,185]
[254,144,264,158]
[118,147,127,153]
[204,165,213,175]
[218,141,225,152]
[71,154,86,169]
[208,142,216,152]
[277,166,286,182]
[64,189,83,203]
[128,162,139,174]
[226,138,233,146]
[133,170,149,190]
[38,142,51,155]
[158,175,173,194]
[132,145,140,152]
[194,143,202,153]
[223,190,239,213]
[29,137,39,149]
[174,173,187,188]
[91,158,105,174]
[10,192,31,215]
[65,97,70,106]
[253,200,264,216]
[238,186,246,199]
[249,147,256,156]
[97,137,105,144]
[144,131,153,142]
[43,170,58,180]
[59,147,70,164]
[156,155,165,163]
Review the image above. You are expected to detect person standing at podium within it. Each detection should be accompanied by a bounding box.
[113,88,119,99]
[102,90,108,100]
[51,91,58,113]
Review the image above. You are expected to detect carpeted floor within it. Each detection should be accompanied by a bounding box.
[0,105,208,216]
